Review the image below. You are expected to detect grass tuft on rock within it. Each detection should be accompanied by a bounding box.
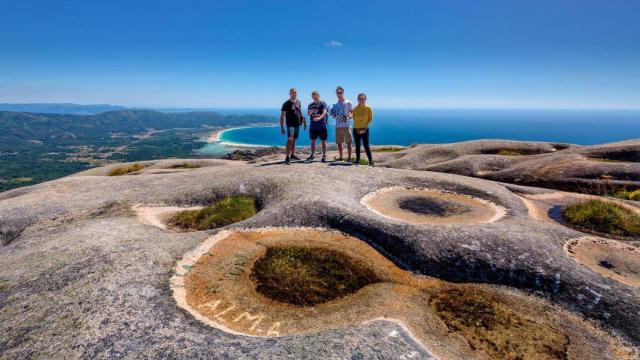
[169,163,200,169]
[108,163,145,176]
[372,147,404,153]
[562,200,640,238]
[497,149,525,156]
[168,195,257,230]
[429,288,568,360]
[613,189,640,201]
[251,246,380,306]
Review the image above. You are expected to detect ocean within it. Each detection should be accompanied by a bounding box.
[197,108,640,155]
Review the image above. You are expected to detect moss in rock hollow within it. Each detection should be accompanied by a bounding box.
[398,196,470,216]
[482,148,550,156]
[168,195,257,230]
[251,246,380,306]
[429,288,568,360]
[562,200,640,238]
[497,149,525,156]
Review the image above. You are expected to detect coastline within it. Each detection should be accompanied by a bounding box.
[205,124,408,150]
[207,125,280,148]
[206,127,236,142]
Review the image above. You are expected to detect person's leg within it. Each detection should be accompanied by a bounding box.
[363,129,373,163]
[320,128,328,160]
[290,126,299,159]
[286,127,294,157]
[347,137,352,160]
[285,126,291,161]
[310,135,316,155]
[336,128,344,160]
[353,128,361,162]
[307,130,316,161]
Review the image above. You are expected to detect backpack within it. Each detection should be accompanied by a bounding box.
[293,100,303,125]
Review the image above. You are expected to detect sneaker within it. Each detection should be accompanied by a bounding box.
[321,155,326,163]
[353,158,360,164]
[285,156,290,164]
[306,154,315,161]
[369,162,375,167]
[336,157,344,162]
[290,154,300,161]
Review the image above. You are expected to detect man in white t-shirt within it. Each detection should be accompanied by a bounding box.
[330,86,353,161]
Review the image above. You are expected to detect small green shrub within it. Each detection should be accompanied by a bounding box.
[562,200,640,237]
[613,189,640,201]
[108,163,145,176]
[168,195,257,230]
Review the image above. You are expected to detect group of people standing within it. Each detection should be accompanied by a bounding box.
[280,86,374,166]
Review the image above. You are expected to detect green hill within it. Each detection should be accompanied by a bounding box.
[0,110,275,192]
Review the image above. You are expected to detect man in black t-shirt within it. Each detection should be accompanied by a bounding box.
[306,90,329,162]
[280,87,306,163]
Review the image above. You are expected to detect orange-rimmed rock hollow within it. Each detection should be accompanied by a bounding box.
[171,228,635,360]
[361,187,506,225]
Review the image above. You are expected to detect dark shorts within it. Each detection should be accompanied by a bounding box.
[309,127,328,141]
[286,126,300,140]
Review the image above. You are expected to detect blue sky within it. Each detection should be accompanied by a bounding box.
[1,0,639,108]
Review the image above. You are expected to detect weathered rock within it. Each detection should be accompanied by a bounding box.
[0,147,639,359]
[375,139,640,194]
[222,147,285,161]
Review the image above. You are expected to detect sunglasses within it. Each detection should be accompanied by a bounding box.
[336,91,344,95]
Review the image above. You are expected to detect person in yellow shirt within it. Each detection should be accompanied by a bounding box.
[352,93,374,166]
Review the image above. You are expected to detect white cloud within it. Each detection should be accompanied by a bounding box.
[325,40,344,47]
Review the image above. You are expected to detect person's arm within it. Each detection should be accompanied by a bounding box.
[347,102,353,119]
[280,111,286,135]
[367,107,373,127]
[315,108,327,121]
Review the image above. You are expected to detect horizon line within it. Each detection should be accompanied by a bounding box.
[2,102,640,112]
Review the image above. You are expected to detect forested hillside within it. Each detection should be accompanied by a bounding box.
[0,110,275,192]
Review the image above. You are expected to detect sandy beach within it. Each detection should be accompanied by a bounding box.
[206,127,232,142]
[206,125,278,148]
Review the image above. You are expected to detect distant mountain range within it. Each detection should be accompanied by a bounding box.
[0,103,128,115]
[0,109,276,192]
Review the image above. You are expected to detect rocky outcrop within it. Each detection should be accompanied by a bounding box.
[222,147,285,161]
[375,140,640,194]
[0,143,639,359]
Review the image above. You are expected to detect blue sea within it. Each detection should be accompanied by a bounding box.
[198,108,640,155]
